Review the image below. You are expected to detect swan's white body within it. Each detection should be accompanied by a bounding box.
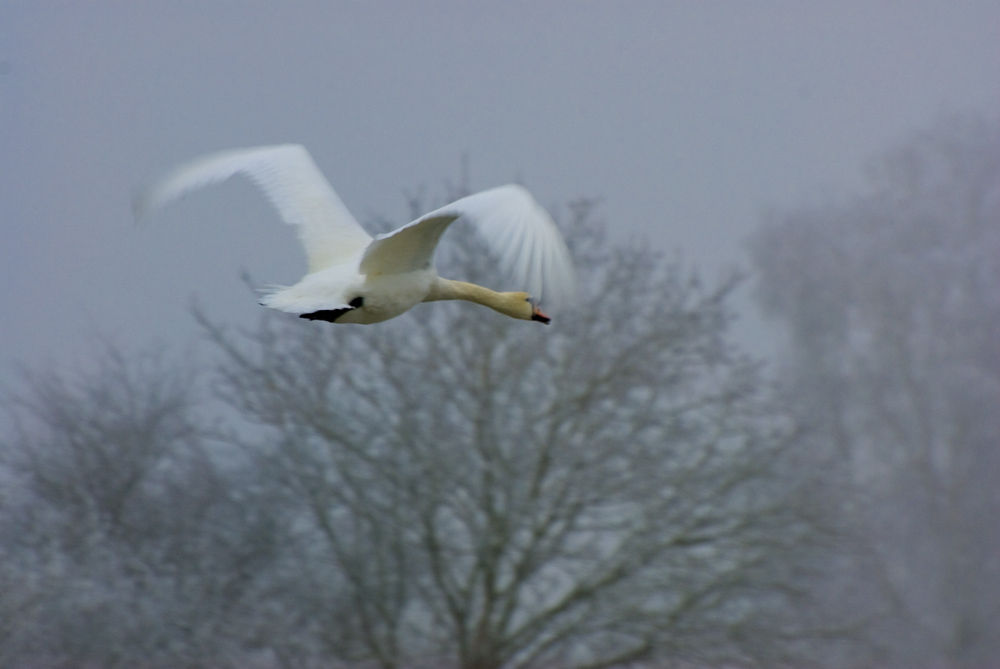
[135,145,575,325]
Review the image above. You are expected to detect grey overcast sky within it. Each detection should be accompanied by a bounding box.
[1,2,998,387]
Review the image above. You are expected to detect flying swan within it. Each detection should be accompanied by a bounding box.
[135,144,575,325]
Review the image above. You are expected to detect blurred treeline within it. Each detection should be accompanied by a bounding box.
[1,116,996,669]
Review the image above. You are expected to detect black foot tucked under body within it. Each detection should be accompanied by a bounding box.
[300,296,364,323]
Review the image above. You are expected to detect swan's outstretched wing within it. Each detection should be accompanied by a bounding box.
[360,214,458,275]
[360,185,576,307]
[134,145,372,272]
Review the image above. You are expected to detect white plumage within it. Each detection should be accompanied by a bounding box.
[135,145,575,325]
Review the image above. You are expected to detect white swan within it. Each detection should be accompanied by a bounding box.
[135,145,575,325]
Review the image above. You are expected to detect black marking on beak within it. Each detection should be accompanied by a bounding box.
[527,297,551,324]
[349,296,364,308]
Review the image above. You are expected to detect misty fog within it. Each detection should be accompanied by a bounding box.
[1,4,998,668]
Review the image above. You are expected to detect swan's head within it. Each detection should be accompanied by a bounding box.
[507,293,550,324]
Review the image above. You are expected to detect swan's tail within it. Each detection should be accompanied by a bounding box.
[258,284,352,316]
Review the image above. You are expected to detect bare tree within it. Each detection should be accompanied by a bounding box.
[749,115,1000,668]
[0,187,865,668]
[206,199,826,669]
[0,344,286,668]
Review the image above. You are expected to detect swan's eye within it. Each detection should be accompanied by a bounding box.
[349,296,364,308]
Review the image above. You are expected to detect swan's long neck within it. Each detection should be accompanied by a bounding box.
[424,278,531,320]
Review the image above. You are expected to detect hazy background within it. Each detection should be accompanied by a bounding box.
[1,1,998,386]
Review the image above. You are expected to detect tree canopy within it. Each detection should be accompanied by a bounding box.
[749,115,1000,668]
[1,197,818,669]
[5,116,993,667]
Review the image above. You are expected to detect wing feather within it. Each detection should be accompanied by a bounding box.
[360,185,575,307]
[360,214,458,276]
[134,145,372,272]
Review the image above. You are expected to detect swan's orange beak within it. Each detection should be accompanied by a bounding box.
[531,304,551,324]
